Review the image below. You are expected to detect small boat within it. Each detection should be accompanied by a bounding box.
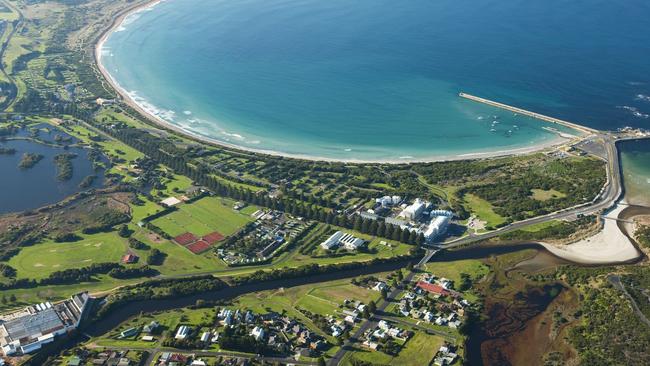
[490,128,497,132]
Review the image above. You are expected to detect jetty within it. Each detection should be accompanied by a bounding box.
[459,92,598,135]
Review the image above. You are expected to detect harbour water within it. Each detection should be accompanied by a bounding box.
[98,0,650,161]
[620,139,650,207]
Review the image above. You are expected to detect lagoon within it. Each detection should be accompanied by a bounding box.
[0,138,105,214]
[99,0,650,161]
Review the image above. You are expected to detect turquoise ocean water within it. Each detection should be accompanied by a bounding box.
[101,0,650,161]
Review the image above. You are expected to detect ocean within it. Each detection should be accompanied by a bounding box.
[100,0,650,161]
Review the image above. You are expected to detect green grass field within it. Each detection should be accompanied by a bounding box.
[463,193,506,227]
[530,188,567,201]
[95,307,218,349]
[425,259,489,285]
[151,197,255,238]
[343,332,444,366]
[7,232,128,280]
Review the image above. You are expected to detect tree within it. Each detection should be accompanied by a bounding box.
[9,294,16,302]
[381,288,388,300]
[362,307,370,319]
[397,270,404,282]
[353,217,362,232]
[459,273,472,291]
[368,300,377,314]
[1,296,6,304]
[118,225,132,238]
[318,357,326,366]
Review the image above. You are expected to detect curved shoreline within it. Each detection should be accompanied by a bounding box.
[94,0,576,164]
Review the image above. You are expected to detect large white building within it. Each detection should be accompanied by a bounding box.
[398,199,430,221]
[376,195,402,207]
[423,215,451,243]
[320,231,365,251]
[0,293,90,356]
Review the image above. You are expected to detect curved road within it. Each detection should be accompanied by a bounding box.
[439,135,623,250]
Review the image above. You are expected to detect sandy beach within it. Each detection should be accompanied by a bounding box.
[93,0,580,164]
[541,204,641,264]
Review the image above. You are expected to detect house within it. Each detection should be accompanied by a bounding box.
[378,320,390,331]
[251,326,265,341]
[141,335,155,342]
[200,331,210,342]
[331,325,343,337]
[143,321,159,333]
[175,325,191,340]
[373,282,388,292]
[191,359,207,366]
[121,254,139,264]
[416,281,450,296]
[161,197,182,207]
[372,328,387,339]
[424,311,435,323]
[168,354,188,364]
[119,327,138,338]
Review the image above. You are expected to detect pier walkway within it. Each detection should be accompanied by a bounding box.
[459,92,599,135]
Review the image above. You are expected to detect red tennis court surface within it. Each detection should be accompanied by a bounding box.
[187,240,211,254]
[174,232,198,246]
[202,231,225,245]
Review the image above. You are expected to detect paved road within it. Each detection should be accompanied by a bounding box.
[439,136,623,250]
[328,135,630,365]
[87,344,317,365]
[375,314,456,340]
[327,250,437,366]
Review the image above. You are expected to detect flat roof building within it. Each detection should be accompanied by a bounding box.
[0,293,89,356]
[398,199,430,221]
[423,215,451,243]
[320,231,365,251]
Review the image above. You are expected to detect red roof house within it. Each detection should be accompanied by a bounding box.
[416,281,449,296]
[122,254,139,264]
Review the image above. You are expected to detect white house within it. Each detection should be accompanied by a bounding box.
[251,326,265,341]
[175,326,190,340]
